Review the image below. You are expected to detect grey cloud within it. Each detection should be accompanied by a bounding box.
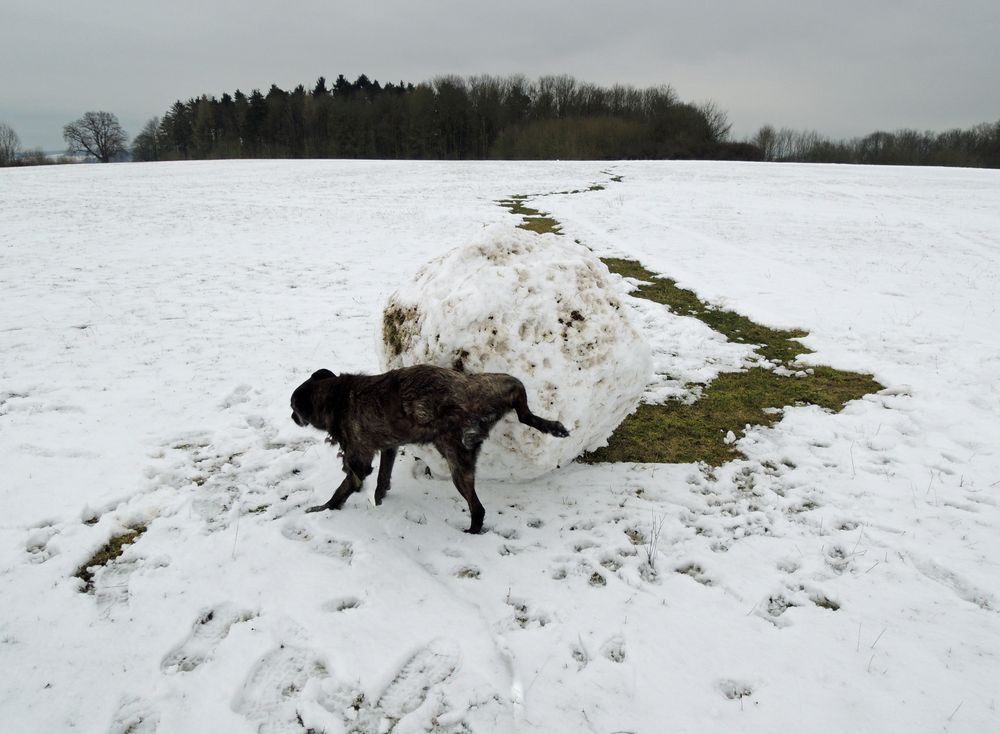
[3,0,997,150]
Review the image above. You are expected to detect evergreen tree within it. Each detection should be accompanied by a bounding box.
[243,90,268,157]
[192,96,217,158]
[332,74,352,97]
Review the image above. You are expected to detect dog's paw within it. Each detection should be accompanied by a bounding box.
[305,504,332,514]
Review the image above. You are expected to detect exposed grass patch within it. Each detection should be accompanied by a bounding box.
[75,525,147,593]
[498,186,883,467]
[518,216,562,235]
[582,367,881,465]
[602,257,809,365]
[497,196,562,235]
[585,256,883,464]
[496,196,538,217]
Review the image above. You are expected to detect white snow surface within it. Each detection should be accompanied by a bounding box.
[1,160,999,733]
[379,224,652,480]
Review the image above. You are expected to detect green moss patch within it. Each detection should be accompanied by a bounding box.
[75,525,147,593]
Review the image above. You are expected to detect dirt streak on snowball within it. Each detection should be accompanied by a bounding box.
[378,224,652,481]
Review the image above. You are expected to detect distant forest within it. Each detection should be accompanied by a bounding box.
[4,73,998,167]
[132,74,750,162]
[752,123,1000,168]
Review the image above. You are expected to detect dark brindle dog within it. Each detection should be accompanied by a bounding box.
[290,365,569,533]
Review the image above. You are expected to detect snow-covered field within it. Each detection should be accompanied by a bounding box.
[1,160,998,733]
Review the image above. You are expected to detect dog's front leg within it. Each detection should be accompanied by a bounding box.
[306,452,372,513]
[305,471,361,513]
[374,448,397,506]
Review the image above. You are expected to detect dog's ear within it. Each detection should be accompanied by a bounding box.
[311,368,336,381]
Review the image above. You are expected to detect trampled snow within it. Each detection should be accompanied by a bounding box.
[380,224,652,480]
[1,160,998,733]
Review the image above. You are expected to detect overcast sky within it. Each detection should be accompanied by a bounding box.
[3,0,999,151]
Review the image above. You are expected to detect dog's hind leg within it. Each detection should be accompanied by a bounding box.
[306,452,373,513]
[374,448,397,506]
[507,380,570,438]
[439,443,486,534]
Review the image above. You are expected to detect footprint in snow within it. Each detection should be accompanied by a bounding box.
[322,597,362,612]
[161,602,257,673]
[24,526,60,564]
[599,555,623,572]
[322,637,467,732]
[232,645,330,734]
[504,596,551,629]
[758,594,798,627]
[825,545,850,573]
[107,695,159,734]
[374,638,461,721]
[674,562,713,586]
[281,521,354,562]
[717,679,755,702]
[218,383,254,409]
[910,555,997,611]
[600,636,627,663]
[90,557,144,610]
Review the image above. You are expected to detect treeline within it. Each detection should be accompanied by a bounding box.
[133,74,751,162]
[0,121,56,166]
[751,122,1000,168]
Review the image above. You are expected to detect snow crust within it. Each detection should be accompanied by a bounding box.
[379,224,652,480]
[1,160,999,734]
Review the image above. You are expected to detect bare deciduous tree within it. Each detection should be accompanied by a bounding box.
[63,111,128,162]
[0,121,21,166]
[753,124,777,161]
[698,101,732,142]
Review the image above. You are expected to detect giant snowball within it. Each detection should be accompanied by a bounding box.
[378,224,652,481]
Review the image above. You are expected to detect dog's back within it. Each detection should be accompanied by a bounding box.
[332,366,527,444]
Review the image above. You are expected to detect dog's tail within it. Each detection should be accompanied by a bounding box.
[504,378,570,438]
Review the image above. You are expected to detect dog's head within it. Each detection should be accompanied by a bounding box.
[290,368,336,428]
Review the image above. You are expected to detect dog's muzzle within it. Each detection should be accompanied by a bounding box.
[291,411,305,427]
